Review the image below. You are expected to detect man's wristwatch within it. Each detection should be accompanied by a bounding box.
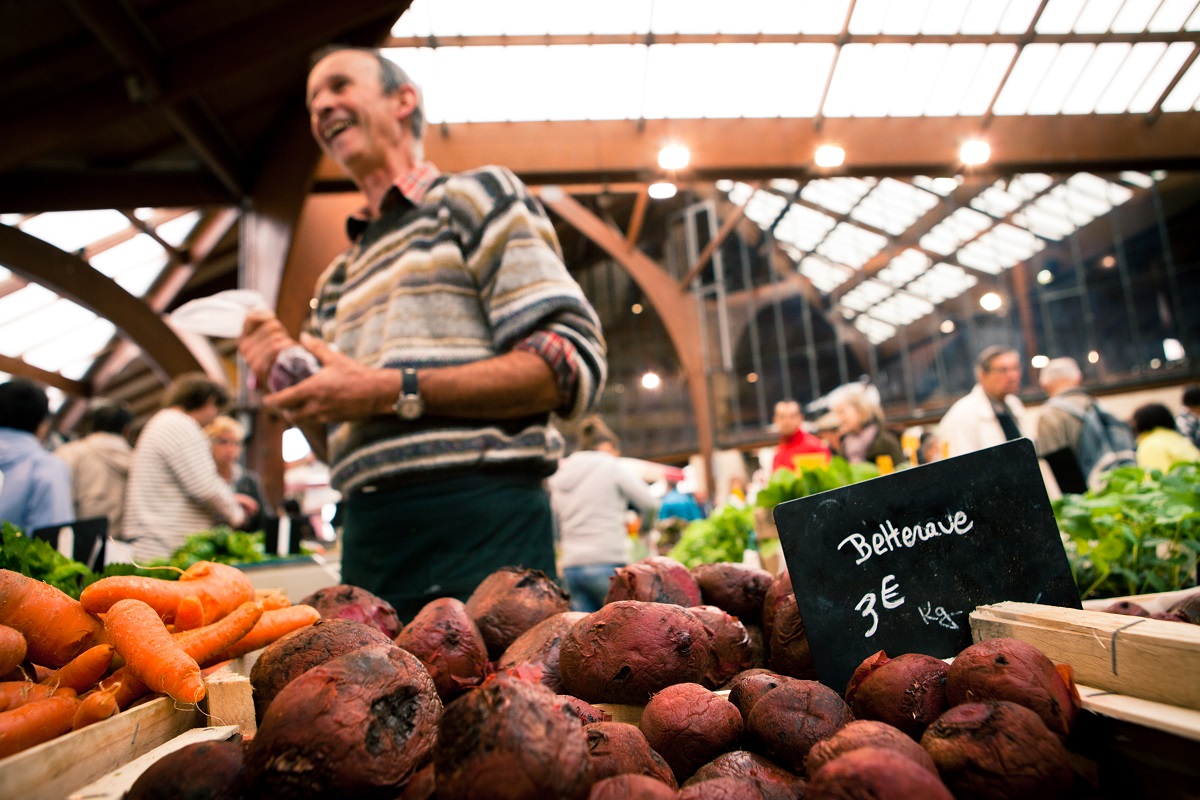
[393,368,424,421]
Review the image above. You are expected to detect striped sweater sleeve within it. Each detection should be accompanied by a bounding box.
[446,166,607,420]
[155,414,245,527]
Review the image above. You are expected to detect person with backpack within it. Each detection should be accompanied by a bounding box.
[1036,357,1135,494]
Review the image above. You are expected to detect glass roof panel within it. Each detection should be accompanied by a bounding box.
[1074,0,1125,32]
[993,43,1059,115]
[960,0,1007,33]
[971,180,1027,218]
[960,44,1019,114]
[912,175,962,196]
[848,0,890,35]
[798,0,853,34]
[1069,172,1133,205]
[816,223,889,269]
[908,262,977,301]
[727,182,756,206]
[1118,171,1156,188]
[22,317,116,374]
[882,0,932,35]
[958,223,1045,272]
[1029,43,1095,114]
[1113,0,1162,32]
[877,248,932,287]
[923,44,986,115]
[1037,0,1088,34]
[1097,42,1167,112]
[822,44,877,117]
[769,179,800,195]
[801,178,876,215]
[999,0,1046,33]
[17,210,129,255]
[851,178,940,234]
[1162,55,1200,110]
[1129,42,1196,112]
[889,44,949,116]
[0,266,11,281]
[870,291,935,325]
[154,211,202,248]
[1149,0,1200,31]
[775,204,838,252]
[1061,42,1130,113]
[0,299,95,356]
[0,284,58,327]
[1189,2,1200,29]
[1013,204,1079,239]
[855,314,897,344]
[799,255,855,293]
[89,234,162,280]
[840,278,893,311]
[114,252,170,297]
[743,190,790,229]
[923,0,969,34]
[920,207,994,254]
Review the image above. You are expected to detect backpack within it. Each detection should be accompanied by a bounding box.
[1047,396,1137,490]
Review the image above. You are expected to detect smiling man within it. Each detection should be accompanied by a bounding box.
[937,345,1030,458]
[239,46,607,619]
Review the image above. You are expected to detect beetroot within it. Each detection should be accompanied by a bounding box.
[1167,590,1200,623]
[300,584,402,637]
[394,597,489,701]
[1101,600,1151,617]
[805,720,936,776]
[727,670,798,720]
[249,618,394,721]
[465,567,571,660]
[557,694,613,724]
[689,605,758,688]
[559,601,713,704]
[946,637,1078,738]
[436,673,593,800]
[691,563,774,620]
[760,572,792,640]
[639,683,743,783]
[745,680,854,773]
[684,751,806,800]
[677,775,770,799]
[921,700,1074,800]
[126,739,243,800]
[498,611,588,693]
[604,556,702,607]
[806,747,953,800]
[587,774,677,800]
[585,721,678,788]
[766,594,815,680]
[844,652,948,739]
[243,643,442,799]
[397,763,436,800]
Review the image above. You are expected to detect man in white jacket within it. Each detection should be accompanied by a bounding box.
[938,345,1031,458]
[548,416,658,612]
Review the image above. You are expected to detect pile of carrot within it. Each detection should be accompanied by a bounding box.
[0,563,321,760]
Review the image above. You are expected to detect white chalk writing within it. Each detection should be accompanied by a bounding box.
[838,510,975,566]
[917,601,962,630]
[855,574,906,638]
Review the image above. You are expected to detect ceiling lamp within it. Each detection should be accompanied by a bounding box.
[658,144,690,171]
[814,145,845,168]
[960,139,991,166]
[648,181,677,200]
[979,292,1003,311]
[1031,355,1049,369]
[641,371,661,390]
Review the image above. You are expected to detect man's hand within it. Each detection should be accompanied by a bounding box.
[261,333,398,426]
[238,309,298,387]
[234,493,260,517]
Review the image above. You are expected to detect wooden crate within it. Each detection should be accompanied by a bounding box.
[0,666,254,800]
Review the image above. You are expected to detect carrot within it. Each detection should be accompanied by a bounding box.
[80,561,255,626]
[173,595,206,631]
[0,569,107,668]
[211,604,321,661]
[256,588,291,610]
[0,693,81,758]
[0,624,27,677]
[0,681,62,712]
[39,644,115,693]
[72,686,120,730]
[173,601,263,668]
[94,666,149,711]
[103,599,204,704]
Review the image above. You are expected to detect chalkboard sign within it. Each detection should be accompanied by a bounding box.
[773,438,1080,692]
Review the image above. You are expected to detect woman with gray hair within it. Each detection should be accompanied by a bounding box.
[832,391,906,467]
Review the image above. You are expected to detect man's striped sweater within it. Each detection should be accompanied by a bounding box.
[309,164,607,495]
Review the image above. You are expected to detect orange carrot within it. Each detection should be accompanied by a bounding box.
[211,604,321,661]
[39,644,115,693]
[0,624,27,677]
[94,666,149,711]
[0,681,62,712]
[173,601,263,668]
[0,569,107,668]
[0,693,81,758]
[256,588,291,610]
[80,561,254,626]
[72,686,120,730]
[103,599,204,704]
[173,595,206,631]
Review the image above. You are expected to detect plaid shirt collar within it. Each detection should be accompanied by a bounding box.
[346,161,441,241]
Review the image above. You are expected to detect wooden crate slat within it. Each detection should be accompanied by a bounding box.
[66,726,239,800]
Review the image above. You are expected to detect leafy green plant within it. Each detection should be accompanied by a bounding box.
[0,521,171,598]
[669,505,756,568]
[1055,462,1200,600]
[755,457,880,511]
[163,526,265,570]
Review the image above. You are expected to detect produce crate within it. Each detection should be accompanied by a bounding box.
[0,663,255,800]
[970,601,1200,799]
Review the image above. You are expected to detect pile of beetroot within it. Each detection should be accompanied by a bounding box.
[125,556,1200,799]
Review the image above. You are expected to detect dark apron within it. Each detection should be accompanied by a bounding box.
[340,470,557,623]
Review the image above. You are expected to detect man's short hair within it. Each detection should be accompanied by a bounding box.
[1183,384,1200,408]
[774,399,802,415]
[162,373,229,413]
[309,45,426,140]
[0,378,50,434]
[1038,357,1082,388]
[976,345,1019,373]
[89,400,133,436]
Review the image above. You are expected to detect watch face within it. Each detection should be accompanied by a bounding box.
[397,395,423,420]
